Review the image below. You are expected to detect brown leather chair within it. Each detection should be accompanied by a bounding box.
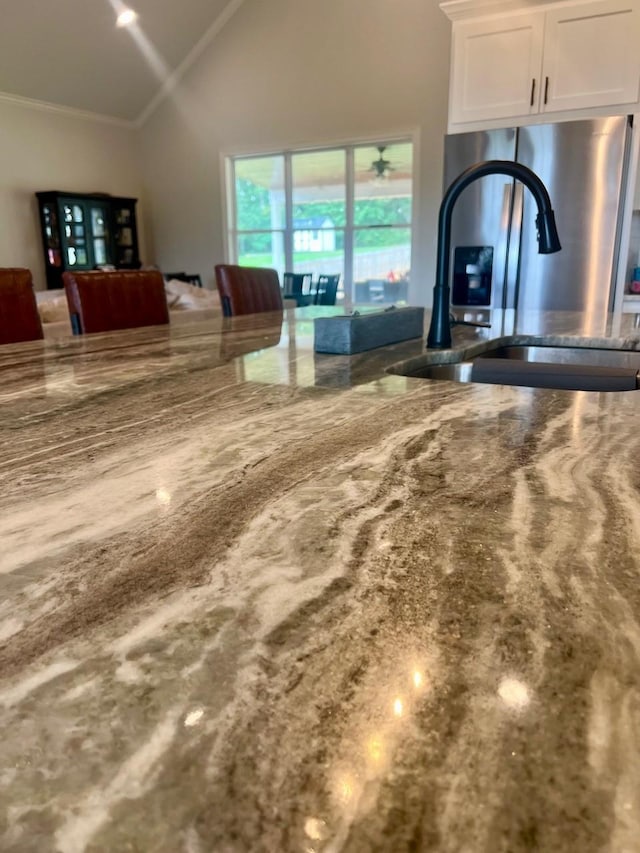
[215,264,283,316]
[0,268,44,344]
[63,270,169,334]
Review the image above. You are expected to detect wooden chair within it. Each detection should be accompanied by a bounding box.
[314,274,340,305]
[214,265,283,316]
[282,272,313,307]
[63,269,169,334]
[0,268,44,344]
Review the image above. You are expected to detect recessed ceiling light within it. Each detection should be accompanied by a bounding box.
[116,8,138,27]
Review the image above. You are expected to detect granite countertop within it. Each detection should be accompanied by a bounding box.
[2,307,640,852]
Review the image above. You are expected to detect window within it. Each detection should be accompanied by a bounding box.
[226,140,413,304]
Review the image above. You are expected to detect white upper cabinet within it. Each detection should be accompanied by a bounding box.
[450,13,544,124]
[444,0,640,128]
[541,1,640,113]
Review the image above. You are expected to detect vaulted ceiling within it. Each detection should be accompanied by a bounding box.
[0,0,243,123]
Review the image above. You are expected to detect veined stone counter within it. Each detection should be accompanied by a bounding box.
[2,308,640,852]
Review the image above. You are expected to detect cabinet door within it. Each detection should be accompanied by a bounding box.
[112,202,139,267]
[40,203,62,271]
[88,204,111,267]
[59,199,92,270]
[449,12,544,125]
[542,0,640,113]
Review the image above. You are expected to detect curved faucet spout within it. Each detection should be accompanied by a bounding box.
[426,159,561,349]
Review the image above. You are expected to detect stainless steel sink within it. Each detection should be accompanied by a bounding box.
[477,344,640,370]
[388,338,640,391]
[405,363,475,382]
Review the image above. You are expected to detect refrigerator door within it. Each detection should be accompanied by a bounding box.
[515,116,631,334]
[444,128,517,310]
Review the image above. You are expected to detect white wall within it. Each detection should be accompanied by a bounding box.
[137,0,451,302]
[0,98,144,290]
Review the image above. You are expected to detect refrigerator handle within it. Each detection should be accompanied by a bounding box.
[491,183,513,312]
[500,182,513,233]
[505,182,524,310]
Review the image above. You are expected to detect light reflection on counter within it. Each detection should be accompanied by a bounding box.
[366,735,385,766]
[498,677,531,710]
[237,320,317,387]
[155,487,172,507]
[184,708,204,727]
[304,816,328,842]
[232,315,421,393]
[327,660,434,839]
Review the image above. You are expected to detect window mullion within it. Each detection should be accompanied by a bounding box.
[284,153,293,273]
[344,147,354,305]
[228,159,238,263]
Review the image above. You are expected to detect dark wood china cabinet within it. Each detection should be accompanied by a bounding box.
[35,191,140,289]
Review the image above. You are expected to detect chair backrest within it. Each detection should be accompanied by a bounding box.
[383,278,409,304]
[0,268,44,344]
[355,281,370,303]
[215,265,283,316]
[63,269,169,334]
[315,274,340,305]
[282,272,313,296]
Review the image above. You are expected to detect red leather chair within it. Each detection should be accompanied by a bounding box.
[63,270,169,334]
[215,265,283,316]
[0,268,44,344]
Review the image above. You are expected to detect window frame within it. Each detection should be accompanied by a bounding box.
[223,134,418,302]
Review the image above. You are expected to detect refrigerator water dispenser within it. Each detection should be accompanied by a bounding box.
[452,246,493,307]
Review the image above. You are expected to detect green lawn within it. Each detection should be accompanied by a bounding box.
[238,250,342,267]
[238,246,409,267]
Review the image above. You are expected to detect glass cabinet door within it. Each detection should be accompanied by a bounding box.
[89,205,110,266]
[61,201,89,268]
[42,204,61,268]
[114,203,137,266]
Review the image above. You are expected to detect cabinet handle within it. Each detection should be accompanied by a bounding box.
[530,78,536,107]
[544,76,549,105]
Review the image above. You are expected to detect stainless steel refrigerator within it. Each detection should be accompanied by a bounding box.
[445,115,634,334]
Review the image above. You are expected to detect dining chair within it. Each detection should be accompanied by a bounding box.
[314,274,340,305]
[63,269,169,334]
[282,272,314,307]
[0,268,44,344]
[383,278,409,303]
[367,279,387,302]
[355,281,371,303]
[214,265,283,316]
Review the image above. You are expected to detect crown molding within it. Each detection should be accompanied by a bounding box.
[441,0,541,21]
[135,0,247,127]
[440,0,612,22]
[0,90,135,128]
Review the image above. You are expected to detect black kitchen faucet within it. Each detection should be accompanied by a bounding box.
[426,160,562,349]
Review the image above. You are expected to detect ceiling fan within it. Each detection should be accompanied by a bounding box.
[369,146,395,180]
